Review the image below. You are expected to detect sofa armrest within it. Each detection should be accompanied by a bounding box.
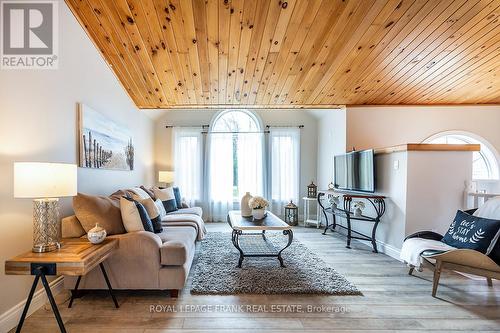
[404,231,444,242]
[108,231,163,267]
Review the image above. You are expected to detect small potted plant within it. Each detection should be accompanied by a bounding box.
[353,201,365,217]
[248,196,269,220]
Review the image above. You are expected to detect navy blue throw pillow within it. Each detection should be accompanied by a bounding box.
[173,187,182,209]
[442,210,500,254]
[150,215,163,233]
[162,199,178,213]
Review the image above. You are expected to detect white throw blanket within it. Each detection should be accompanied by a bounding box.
[161,214,207,241]
[400,238,455,268]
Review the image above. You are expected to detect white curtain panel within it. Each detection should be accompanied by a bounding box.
[237,132,264,198]
[269,128,300,217]
[207,133,234,221]
[172,128,203,207]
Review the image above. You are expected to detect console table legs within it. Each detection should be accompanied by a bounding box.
[17,267,66,333]
[68,263,119,309]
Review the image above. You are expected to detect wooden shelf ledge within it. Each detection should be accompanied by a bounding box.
[374,143,480,154]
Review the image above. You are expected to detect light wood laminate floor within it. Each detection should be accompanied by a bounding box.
[13,224,500,332]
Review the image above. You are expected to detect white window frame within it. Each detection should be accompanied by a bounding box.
[423,130,500,181]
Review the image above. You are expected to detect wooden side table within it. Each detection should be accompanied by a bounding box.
[5,238,119,333]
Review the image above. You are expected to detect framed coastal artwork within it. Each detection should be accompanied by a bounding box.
[78,104,134,170]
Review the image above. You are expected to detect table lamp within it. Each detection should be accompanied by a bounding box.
[14,162,77,252]
[158,171,175,187]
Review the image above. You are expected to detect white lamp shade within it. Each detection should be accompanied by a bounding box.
[14,162,78,198]
[158,171,175,183]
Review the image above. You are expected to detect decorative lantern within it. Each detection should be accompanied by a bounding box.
[284,201,298,226]
[307,181,317,198]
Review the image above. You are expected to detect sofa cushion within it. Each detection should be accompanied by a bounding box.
[61,215,86,238]
[73,193,125,235]
[442,210,500,255]
[166,207,203,217]
[153,187,178,213]
[158,226,197,266]
[139,197,163,233]
[120,197,154,233]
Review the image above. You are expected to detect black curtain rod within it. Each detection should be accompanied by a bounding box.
[165,125,209,128]
[166,125,304,129]
[201,131,271,134]
[266,125,304,129]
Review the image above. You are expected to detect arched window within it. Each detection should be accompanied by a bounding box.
[424,131,500,181]
[211,109,261,133]
[208,110,264,220]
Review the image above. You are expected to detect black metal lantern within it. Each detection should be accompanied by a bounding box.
[284,200,298,226]
[307,181,317,198]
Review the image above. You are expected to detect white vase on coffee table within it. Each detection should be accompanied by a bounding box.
[252,208,266,220]
[240,192,253,217]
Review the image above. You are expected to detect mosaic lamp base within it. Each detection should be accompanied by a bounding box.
[32,198,61,253]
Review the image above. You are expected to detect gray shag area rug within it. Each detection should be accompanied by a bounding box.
[190,232,361,295]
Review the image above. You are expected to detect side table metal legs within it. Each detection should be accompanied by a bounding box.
[68,263,119,309]
[17,266,66,333]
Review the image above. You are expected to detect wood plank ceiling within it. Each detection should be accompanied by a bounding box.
[65,0,500,109]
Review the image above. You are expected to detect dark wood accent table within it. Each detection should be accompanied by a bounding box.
[318,190,386,252]
[5,238,119,333]
[227,210,293,268]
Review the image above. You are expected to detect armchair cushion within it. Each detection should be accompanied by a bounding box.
[442,210,500,255]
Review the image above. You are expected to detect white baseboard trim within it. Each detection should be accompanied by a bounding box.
[0,276,64,333]
[355,238,402,261]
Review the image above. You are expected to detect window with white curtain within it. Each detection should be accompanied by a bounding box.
[207,110,264,221]
[269,128,300,216]
[424,131,499,181]
[172,127,202,206]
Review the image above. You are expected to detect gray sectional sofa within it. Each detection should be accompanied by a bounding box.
[61,189,206,296]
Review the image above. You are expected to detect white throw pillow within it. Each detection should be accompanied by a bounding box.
[473,196,500,219]
[154,199,167,219]
[120,197,145,232]
[129,187,151,200]
[152,187,175,201]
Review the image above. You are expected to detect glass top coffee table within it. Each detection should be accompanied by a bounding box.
[227,210,294,268]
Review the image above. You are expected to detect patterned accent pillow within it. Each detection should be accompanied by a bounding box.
[139,198,163,233]
[442,210,500,254]
[152,187,178,213]
[120,196,154,233]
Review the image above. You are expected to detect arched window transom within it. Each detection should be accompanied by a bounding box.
[424,131,499,181]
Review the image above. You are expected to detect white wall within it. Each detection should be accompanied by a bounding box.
[0,1,154,320]
[154,109,318,204]
[346,105,500,193]
[346,105,500,151]
[314,108,347,190]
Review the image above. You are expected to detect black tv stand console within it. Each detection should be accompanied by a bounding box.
[317,190,386,253]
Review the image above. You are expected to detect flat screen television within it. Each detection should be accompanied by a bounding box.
[334,149,375,193]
